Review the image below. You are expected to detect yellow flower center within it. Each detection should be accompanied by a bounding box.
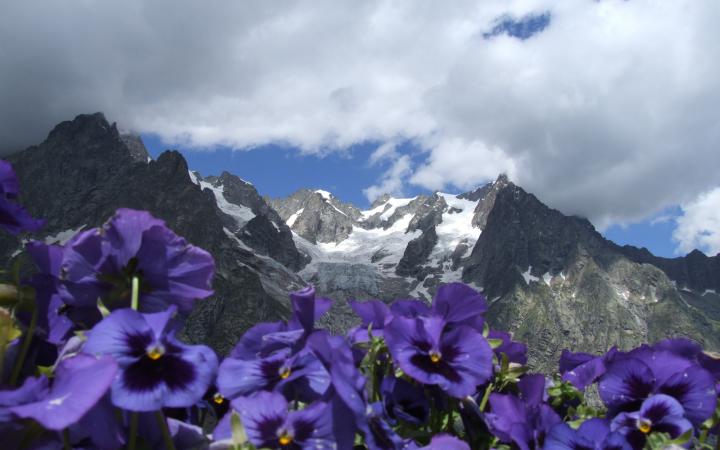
[429,350,442,364]
[637,418,652,434]
[146,345,164,360]
[212,393,225,404]
[279,367,292,379]
[278,431,293,445]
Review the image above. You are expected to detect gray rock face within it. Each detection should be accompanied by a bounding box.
[406,194,447,233]
[119,132,151,163]
[396,226,439,277]
[461,182,720,371]
[203,172,308,271]
[269,189,360,244]
[618,246,720,292]
[0,113,303,356]
[463,174,510,229]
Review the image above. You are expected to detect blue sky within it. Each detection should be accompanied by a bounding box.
[143,133,682,258]
[141,134,431,208]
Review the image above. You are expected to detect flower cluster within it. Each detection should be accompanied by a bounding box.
[0,159,718,450]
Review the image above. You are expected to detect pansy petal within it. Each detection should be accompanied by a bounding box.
[289,285,318,332]
[440,325,493,397]
[70,394,126,450]
[543,423,591,450]
[229,321,286,359]
[488,330,527,365]
[159,341,217,408]
[0,196,44,235]
[486,393,526,441]
[390,299,431,318]
[419,434,470,450]
[168,417,209,449]
[143,306,178,339]
[577,417,611,443]
[559,349,596,374]
[288,401,333,444]
[599,357,655,413]
[104,209,162,267]
[658,365,717,425]
[431,282,487,324]
[26,241,63,276]
[350,299,391,329]
[83,308,153,365]
[9,355,116,430]
[0,376,49,421]
[518,374,546,406]
[639,393,685,423]
[562,356,606,391]
[284,350,331,400]
[652,415,693,440]
[217,351,287,399]
[234,392,288,446]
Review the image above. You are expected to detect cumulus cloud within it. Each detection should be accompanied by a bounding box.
[1,0,719,231]
[363,153,413,202]
[673,188,720,256]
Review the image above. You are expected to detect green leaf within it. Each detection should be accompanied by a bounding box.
[487,338,504,349]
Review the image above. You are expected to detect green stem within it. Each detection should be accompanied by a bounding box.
[10,303,37,386]
[127,412,138,450]
[445,401,456,433]
[62,429,72,450]
[131,276,140,311]
[156,410,177,450]
[478,383,494,412]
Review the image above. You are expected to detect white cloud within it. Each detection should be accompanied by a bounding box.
[363,154,412,202]
[1,0,719,230]
[368,142,398,166]
[411,138,518,191]
[673,188,720,256]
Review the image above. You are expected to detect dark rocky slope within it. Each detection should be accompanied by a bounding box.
[0,113,304,355]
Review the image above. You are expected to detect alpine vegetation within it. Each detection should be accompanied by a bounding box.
[0,158,718,449]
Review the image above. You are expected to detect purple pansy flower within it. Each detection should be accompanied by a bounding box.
[598,349,717,426]
[558,347,619,391]
[390,283,488,331]
[484,374,561,450]
[228,286,331,361]
[544,418,631,450]
[59,208,215,313]
[308,330,407,450]
[610,394,693,449]
[215,391,334,450]
[217,286,331,402]
[2,354,117,430]
[217,347,329,402]
[23,241,102,344]
[430,282,487,331]
[287,285,332,334]
[384,315,493,398]
[83,306,218,411]
[0,159,44,235]
[390,299,431,318]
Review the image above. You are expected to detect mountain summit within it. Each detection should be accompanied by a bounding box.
[3,113,719,370]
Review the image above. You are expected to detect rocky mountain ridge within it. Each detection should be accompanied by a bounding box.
[3,112,719,371]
